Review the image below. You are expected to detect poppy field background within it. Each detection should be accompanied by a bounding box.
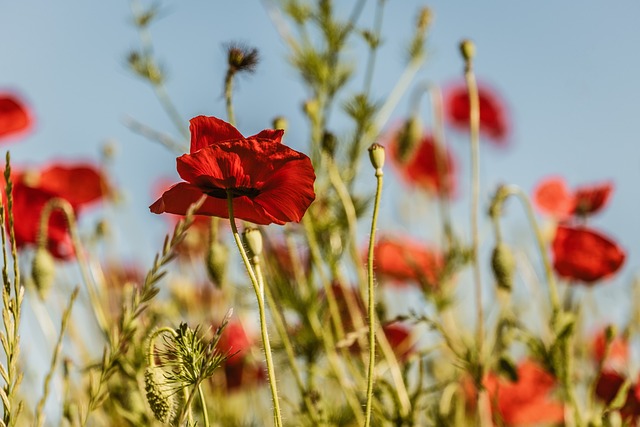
[2,1,640,426]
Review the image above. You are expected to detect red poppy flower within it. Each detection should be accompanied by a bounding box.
[595,371,640,422]
[388,129,457,197]
[0,93,32,140]
[9,163,109,259]
[372,237,443,289]
[534,176,613,218]
[150,116,316,226]
[217,321,266,391]
[466,360,564,426]
[552,225,625,284]
[444,81,509,144]
[382,323,415,362]
[592,329,629,371]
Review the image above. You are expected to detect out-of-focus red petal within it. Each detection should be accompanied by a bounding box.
[444,82,509,144]
[573,181,613,217]
[595,370,626,405]
[533,177,575,217]
[484,360,564,426]
[0,94,32,140]
[552,225,626,284]
[373,237,443,289]
[389,131,457,198]
[592,329,629,371]
[382,323,414,362]
[39,164,109,207]
[189,116,244,153]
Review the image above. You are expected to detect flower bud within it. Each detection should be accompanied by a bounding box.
[272,116,288,133]
[459,39,476,62]
[206,241,229,287]
[322,131,337,156]
[368,143,385,174]
[396,116,422,163]
[32,247,55,299]
[491,243,515,292]
[243,227,263,259]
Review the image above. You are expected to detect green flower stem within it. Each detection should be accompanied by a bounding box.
[362,0,386,96]
[364,167,383,427]
[35,288,79,427]
[256,261,321,424]
[197,383,210,427]
[224,71,236,126]
[226,192,283,427]
[38,199,110,339]
[463,57,484,359]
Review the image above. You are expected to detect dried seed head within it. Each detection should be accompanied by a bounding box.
[226,43,259,74]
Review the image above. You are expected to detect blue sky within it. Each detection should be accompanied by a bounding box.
[2,1,640,323]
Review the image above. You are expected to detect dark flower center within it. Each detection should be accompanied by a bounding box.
[205,186,261,199]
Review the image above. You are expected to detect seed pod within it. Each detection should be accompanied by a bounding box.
[368,143,385,173]
[144,367,178,425]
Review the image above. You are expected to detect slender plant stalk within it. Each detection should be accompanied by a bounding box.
[38,199,110,338]
[462,45,485,359]
[363,0,386,96]
[35,288,79,427]
[256,261,321,424]
[224,72,236,126]
[197,383,210,427]
[364,166,384,427]
[226,192,283,427]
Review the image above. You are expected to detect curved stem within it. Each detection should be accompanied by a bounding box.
[364,168,383,427]
[226,192,282,427]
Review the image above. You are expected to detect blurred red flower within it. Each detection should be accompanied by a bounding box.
[10,163,109,259]
[592,329,629,371]
[466,360,564,426]
[444,82,509,144]
[534,176,613,218]
[388,128,456,197]
[217,321,266,391]
[372,237,443,289]
[595,371,640,422]
[382,323,415,362]
[151,116,316,225]
[0,93,32,141]
[552,225,625,284]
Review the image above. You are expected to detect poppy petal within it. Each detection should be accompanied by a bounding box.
[533,177,575,217]
[573,181,613,217]
[189,116,244,153]
[0,94,32,140]
[552,225,625,283]
[39,164,109,207]
[249,129,284,143]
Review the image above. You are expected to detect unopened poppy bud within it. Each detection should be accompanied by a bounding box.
[368,143,385,174]
[459,39,476,63]
[322,131,337,156]
[243,227,263,259]
[491,243,515,292]
[144,367,178,424]
[206,241,229,287]
[416,7,432,33]
[32,247,55,299]
[604,324,618,343]
[303,99,319,118]
[272,116,288,132]
[397,116,422,162]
